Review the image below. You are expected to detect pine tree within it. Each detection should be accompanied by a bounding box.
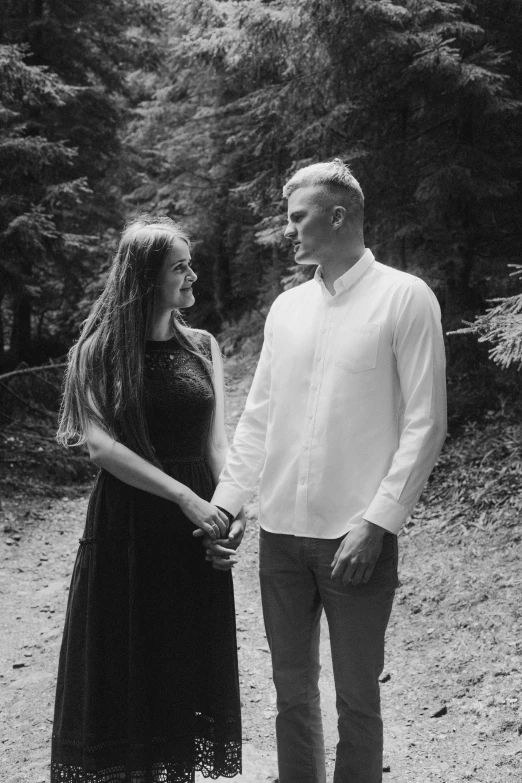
[258,0,522,327]
[125,0,521,349]
[0,0,164,368]
[452,267,522,369]
[0,42,85,366]
[125,0,306,327]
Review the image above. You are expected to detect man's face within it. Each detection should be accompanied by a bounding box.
[284,186,335,266]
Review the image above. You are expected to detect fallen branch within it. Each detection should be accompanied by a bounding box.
[0,362,67,382]
[0,456,43,463]
[0,451,86,461]
[0,381,56,420]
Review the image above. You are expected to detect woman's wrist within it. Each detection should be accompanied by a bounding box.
[170,483,192,507]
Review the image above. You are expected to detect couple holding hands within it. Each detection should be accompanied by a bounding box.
[51,160,446,783]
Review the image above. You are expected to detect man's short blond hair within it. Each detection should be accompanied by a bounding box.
[283,158,364,221]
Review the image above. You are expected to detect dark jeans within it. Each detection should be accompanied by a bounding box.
[259,528,399,783]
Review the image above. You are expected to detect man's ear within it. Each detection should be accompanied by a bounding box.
[331,206,346,230]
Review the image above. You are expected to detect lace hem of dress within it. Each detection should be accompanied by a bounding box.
[51,739,241,782]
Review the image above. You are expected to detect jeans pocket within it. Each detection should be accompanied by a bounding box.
[258,527,286,574]
[369,533,399,590]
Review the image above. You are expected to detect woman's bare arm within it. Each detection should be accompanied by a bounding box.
[85,417,228,539]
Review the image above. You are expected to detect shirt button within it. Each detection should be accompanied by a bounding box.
[311,385,317,390]
[300,478,305,485]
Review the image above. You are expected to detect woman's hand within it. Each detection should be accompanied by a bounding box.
[178,490,230,539]
[199,510,247,570]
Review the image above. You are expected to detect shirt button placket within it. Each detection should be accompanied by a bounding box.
[301,310,328,528]
[299,319,322,512]
[306,309,331,532]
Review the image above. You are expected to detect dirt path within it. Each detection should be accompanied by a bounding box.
[1,360,521,782]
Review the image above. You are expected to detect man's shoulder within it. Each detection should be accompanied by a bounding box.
[371,260,426,289]
[370,261,442,325]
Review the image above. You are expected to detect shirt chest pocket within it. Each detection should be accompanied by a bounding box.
[335,323,380,373]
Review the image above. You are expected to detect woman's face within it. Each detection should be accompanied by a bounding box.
[154,238,197,312]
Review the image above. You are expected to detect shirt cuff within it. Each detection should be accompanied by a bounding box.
[211,485,246,520]
[363,494,409,536]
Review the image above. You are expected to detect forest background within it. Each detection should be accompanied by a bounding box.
[2,5,522,780]
[0,0,521,511]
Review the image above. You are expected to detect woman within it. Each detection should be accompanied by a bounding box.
[52,217,244,782]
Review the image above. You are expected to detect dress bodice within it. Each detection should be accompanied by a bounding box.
[143,336,214,464]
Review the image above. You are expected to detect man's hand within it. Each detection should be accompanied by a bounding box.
[205,538,238,571]
[226,514,246,550]
[331,519,386,586]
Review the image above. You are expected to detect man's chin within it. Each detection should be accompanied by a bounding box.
[295,255,319,266]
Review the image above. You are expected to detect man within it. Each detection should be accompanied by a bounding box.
[211,159,447,783]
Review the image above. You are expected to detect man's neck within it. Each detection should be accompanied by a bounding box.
[320,246,366,295]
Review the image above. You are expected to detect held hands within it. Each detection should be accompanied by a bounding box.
[178,489,229,540]
[200,510,247,571]
[331,519,386,586]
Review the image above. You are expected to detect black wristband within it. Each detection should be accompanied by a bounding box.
[216,505,235,524]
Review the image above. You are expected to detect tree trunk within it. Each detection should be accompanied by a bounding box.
[10,255,34,363]
[0,1,36,44]
[212,191,233,324]
[0,291,4,367]
[29,0,44,59]
[32,0,43,44]
[443,243,481,328]
[10,285,33,363]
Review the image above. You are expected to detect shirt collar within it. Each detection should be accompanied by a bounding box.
[314,248,375,297]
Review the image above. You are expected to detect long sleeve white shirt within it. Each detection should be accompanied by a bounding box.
[212,249,447,537]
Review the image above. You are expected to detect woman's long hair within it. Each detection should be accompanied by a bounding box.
[57,216,211,466]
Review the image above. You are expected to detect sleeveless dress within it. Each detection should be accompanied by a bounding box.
[51,335,242,783]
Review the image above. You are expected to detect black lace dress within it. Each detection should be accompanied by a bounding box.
[51,336,241,783]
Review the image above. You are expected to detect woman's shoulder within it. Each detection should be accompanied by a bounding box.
[187,327,213,338]
[186,327,215,348]
[182,328,218,362]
